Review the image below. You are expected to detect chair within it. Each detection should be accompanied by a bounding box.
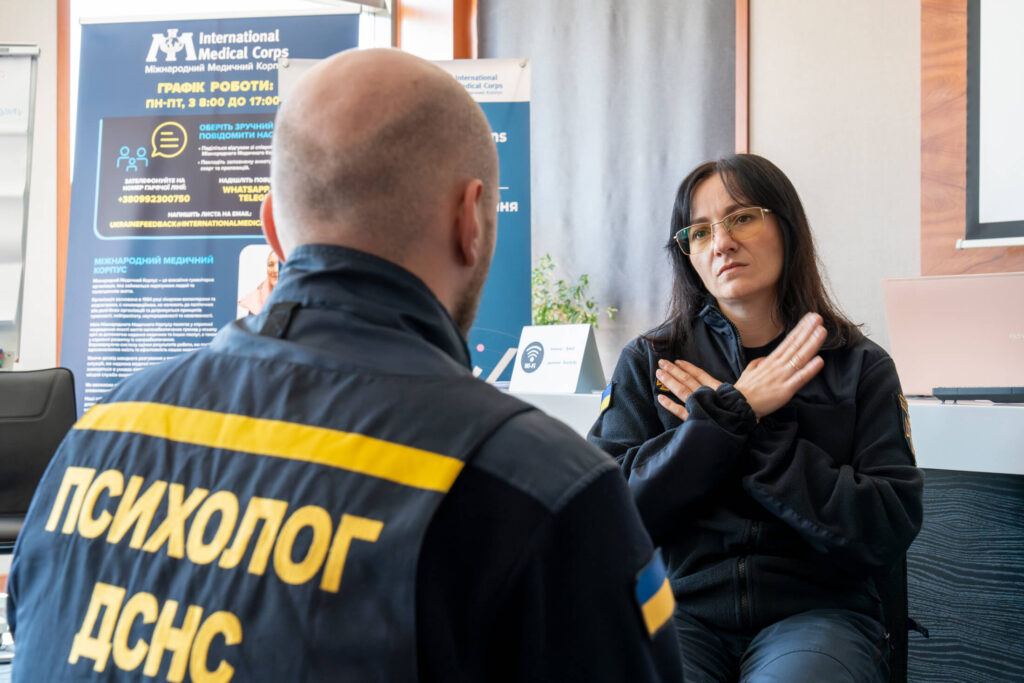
[0,368,76,550]
[877,553,928,683]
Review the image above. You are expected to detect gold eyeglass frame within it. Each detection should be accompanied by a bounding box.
[674,207,772,256]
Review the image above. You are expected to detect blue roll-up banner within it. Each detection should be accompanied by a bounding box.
[437,59,532,384]
[62,14,360,412]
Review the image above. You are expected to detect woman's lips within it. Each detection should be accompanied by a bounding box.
[718,263,745,276]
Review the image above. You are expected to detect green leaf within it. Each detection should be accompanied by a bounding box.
[531,253,618,328]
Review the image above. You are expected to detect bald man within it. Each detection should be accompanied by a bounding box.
[7,49,682,682]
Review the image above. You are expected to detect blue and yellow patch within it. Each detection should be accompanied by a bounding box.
[600,382,614,414]
[896,393,916,463]
[655,378,671,393]
[634,550,674,637]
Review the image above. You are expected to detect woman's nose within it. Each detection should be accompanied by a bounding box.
[712,225,738,253]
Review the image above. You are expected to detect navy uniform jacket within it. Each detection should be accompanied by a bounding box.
[588,303,924,634]
[8,245,683,682]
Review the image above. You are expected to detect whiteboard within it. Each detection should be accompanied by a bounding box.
[978,0,1024,224]
[0,45,38,361]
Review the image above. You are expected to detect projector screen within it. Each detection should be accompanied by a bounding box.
[967,0,1024,241]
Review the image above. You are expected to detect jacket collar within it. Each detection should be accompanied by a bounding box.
[696,299,735,338]
[264,244,472,369]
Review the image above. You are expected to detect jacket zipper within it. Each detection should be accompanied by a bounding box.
[712,304,759,629]
[719,311,748,375]
[738,520,758,628]
[738,556,749,628]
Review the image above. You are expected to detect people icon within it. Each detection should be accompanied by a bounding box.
[115,146,132,168]
[116,145,150,172]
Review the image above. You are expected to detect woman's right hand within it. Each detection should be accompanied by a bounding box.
[734,312,827,418]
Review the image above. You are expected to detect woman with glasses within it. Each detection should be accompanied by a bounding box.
[588,154,923,682]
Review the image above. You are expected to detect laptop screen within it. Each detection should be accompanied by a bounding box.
[882,273,1024,396]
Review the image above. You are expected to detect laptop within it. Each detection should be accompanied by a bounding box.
[882,273,1024,401]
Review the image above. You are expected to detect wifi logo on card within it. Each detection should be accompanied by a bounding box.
[520,341,544,373]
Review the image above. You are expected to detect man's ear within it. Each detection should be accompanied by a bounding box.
[455,179,485,267]
[261,192,286,262]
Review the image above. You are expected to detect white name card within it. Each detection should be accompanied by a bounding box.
[509,324,605,395]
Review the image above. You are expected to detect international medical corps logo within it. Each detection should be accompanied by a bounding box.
[146,29,198,62]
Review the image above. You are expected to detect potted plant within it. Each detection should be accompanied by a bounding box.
[531,254,617,327]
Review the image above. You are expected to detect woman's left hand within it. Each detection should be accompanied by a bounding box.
[734,312,826,418]
[655,359,722,421]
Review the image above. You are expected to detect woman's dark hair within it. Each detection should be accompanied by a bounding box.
[651,154,862,353]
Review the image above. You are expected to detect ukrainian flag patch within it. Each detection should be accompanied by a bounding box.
[896,393,916,463]
[600,381,614,414]
[635,549,674,637]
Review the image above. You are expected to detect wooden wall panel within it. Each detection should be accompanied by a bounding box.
[394,0,454,60]
[735,0,748,154]
[453,0,477,59]
[921,0,1024,274]
[395,0,474,59]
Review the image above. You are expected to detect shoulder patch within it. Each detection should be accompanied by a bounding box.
[654,360,672,393]
[600,381,614,414]
[896,393,916,463]
[634,549,674,637]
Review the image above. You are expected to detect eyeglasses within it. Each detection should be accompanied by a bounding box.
[674,207,772,255]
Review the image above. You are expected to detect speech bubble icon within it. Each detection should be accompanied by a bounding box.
[151,121,188,159]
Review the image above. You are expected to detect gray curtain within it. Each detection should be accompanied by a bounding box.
[479,1,735,373]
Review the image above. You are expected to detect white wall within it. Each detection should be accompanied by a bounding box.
[0,0,58,370]
[749,0,920,351]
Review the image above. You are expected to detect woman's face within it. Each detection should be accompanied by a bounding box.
[687,174,784,313]
[267,251,280,288]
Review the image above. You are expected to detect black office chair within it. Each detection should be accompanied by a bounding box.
[877,553,929,683]
[0,368,77,550]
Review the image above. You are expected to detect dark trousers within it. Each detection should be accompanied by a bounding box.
[675,608,889,682]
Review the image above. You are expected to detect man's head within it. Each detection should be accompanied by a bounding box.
[262,48,499,334]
